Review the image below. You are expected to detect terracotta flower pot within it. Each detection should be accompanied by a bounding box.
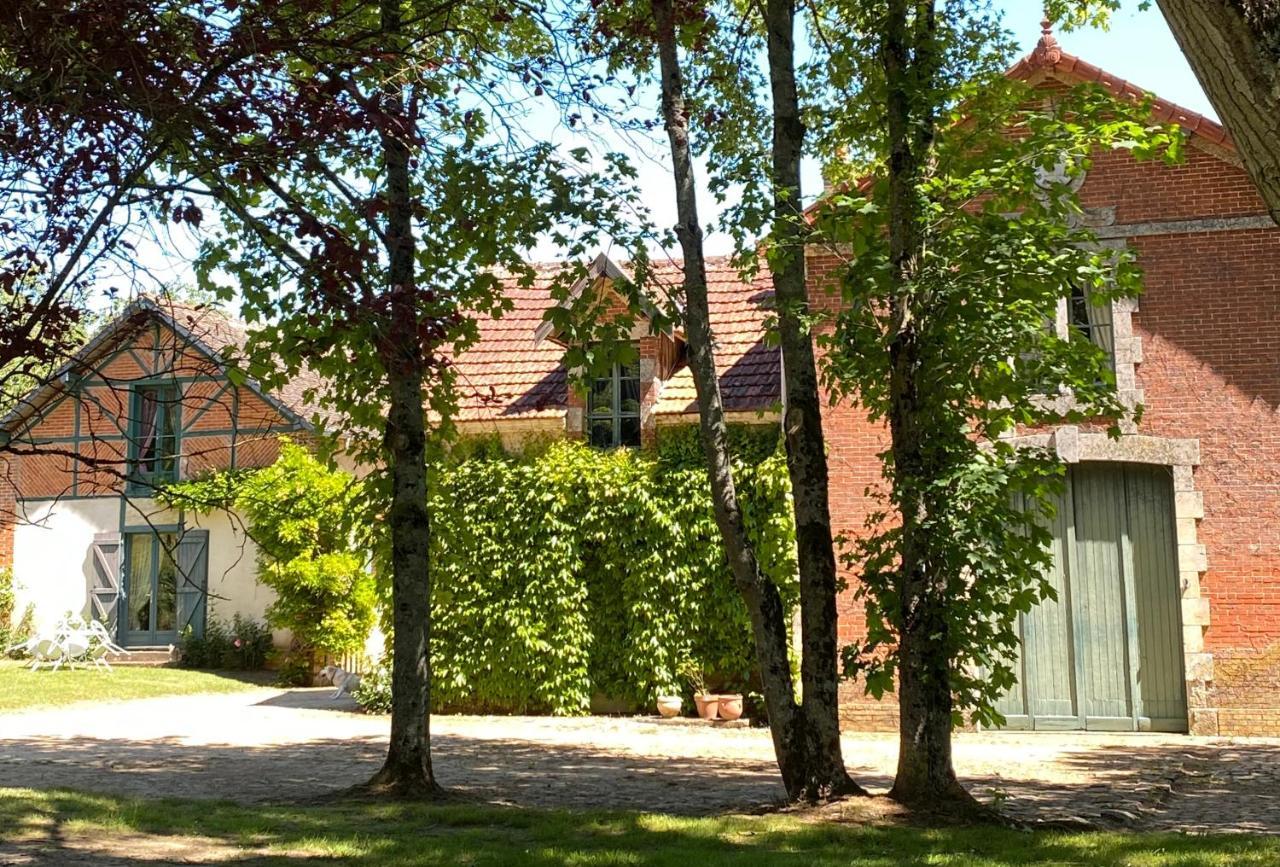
[693,693,720,720]
[656,695,683,718]
[717,694,744,721]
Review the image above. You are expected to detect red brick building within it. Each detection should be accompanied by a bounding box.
[812,37,1280,736]
[0,298,317,647]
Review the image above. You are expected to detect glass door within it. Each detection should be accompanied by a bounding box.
[122,532,181,647]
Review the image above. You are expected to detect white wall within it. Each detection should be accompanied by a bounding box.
[13,496,283,645]
[12,498,119,633]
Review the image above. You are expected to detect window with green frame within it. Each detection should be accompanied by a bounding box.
[587,356,641,448]
[128,383,180,490]
[1068,282,1116,374]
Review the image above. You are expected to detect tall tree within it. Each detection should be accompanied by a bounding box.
[811,0,1181,807]
[762,0,860,798]
[648,0,802,797]
[639,0,861,801]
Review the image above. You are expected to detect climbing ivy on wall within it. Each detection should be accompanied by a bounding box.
[427,426,797,714]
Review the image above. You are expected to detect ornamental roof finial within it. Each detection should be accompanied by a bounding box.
[1033,15,1063,66]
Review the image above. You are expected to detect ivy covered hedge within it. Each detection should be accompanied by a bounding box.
[427,424,797,715]
[167,425,797,715]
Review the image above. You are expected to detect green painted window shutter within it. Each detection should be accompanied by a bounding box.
[90,532,122,633]
[175,529,209,638]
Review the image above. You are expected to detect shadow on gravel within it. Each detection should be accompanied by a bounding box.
[3,714,1279,832]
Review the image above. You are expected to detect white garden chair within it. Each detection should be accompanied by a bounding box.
[54,633,90,671]
[86,620,127,655]
[28,638,63,671]
[84,621,126,670]
[86,642,113,671]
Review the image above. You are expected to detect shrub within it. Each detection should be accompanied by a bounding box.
[0,567,13,650]
[177,614,272,670]
[353,659,392,713]
[274,650,314,687]
[164,440,377,666]
[5,604,35,659]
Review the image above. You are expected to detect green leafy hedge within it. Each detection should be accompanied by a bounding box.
[168,425,797,715]
[426,425,797,715]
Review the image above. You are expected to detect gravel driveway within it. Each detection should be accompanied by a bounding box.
[2,687,1278,832]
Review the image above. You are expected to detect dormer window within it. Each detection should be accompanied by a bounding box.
[128,383,180,490]
[1068,283,1115,372]
[588,357,641,448]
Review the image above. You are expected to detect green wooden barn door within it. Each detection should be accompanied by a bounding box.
[995,463,1185,732]
[1124,466,1187,731]
[1022,480,1080,729]
[1072,464,1140,730]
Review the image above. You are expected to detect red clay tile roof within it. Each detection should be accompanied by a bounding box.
[808,37,1236,222]
[139,298,330,425]
[451,256,779,422]
[1008,34,1232,149]
[652,263,779,416]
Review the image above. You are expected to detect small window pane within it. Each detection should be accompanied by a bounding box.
[619,378,641,415]
[589,378,613,415]
[589,419,614,448]
[132,385,180,486]
[1068,284,1116,371]
[155,534,179,632]
[619,415,641,447]
[128,537,154,632]
[585,350,642,449]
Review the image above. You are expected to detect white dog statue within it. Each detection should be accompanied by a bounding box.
[318,663,361,699]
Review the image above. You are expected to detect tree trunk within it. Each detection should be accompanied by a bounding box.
[650,0,811,801]
[763,0,863,800]
[367,0,441,798]
[879,0,974,809]
[1157,0,1280,226]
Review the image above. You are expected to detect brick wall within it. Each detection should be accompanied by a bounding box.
[1127,220,1280,735]
[809,137,1280,735]
[6,315,301,502]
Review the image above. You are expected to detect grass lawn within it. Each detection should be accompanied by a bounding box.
[1,788,1276,866]
[0,658,267,712]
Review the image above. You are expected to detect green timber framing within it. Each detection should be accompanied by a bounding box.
[0,298,312,646]
[1,297,313,500]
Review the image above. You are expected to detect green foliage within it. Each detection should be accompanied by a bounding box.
[0,567,13,650]
[652,422,781,468]
[176,615,272,671]
[274,652,314,688]
[424,434,796,715]
[163,440,376,661]
[5,604,34,660]
[170,432,794,714]
[808,7,1184,729]
[353,660,392,714]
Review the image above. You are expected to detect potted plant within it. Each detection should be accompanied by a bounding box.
[717,693,744,721]
[681,664,718,720]
[655,694,682,718]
